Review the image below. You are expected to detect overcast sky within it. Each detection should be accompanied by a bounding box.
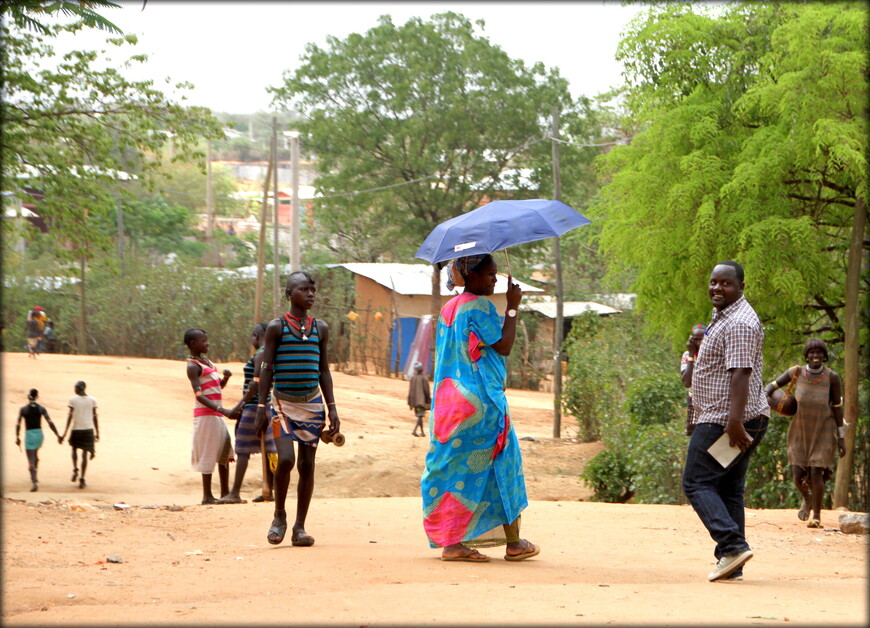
[46,1,648,114]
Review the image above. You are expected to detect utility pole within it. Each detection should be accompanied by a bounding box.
[551,105,564,440]
[289,130,301,271]
[205,140,214,240]
[271,117,281,317]
[116,197,125,274]
[254,138,274,326]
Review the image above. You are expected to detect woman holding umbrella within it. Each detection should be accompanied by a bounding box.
[420,253,539,562]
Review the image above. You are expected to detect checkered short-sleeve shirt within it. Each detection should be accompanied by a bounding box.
[691,295,769,425]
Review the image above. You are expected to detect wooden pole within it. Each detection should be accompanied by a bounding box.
[551,105,564,440]
[116,197,125,274]
[832,196,866,508]
[271,117,280,317]
[290,130,301,272]
[205,140,214,240]
[78,253,86,354]
[253,146,274,326]
[430,265,440,373]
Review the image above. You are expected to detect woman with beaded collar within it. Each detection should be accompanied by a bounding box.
[765,338,846,528]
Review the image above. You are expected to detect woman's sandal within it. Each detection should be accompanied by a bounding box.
[267,511,288,545]
[441,548,490,562]
[504,540,540,562]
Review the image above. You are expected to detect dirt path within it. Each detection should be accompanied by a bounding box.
[2,353,866,625]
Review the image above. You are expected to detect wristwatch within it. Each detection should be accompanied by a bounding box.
[506,309,517,318]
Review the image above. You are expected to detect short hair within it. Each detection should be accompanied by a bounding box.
[253,321,268,336]
[286,270,315,289]
[75,381,86,392]
[717,260,744,283]
[183,328,207,348]
[28,389,38,400]
[804,338,829,361]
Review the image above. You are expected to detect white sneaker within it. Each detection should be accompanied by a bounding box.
[708,550,753,582]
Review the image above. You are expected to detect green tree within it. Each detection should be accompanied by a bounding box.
[1,20,223,257]
[595,2,868,506]
[2,15,224,352]
[2,0,123,34]
[144,159,242,218]
[93,196,202,258]
[268,12,569,266]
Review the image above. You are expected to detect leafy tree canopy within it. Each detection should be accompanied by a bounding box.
[268,12,571,263]
[595,1,868,364]
[2,0,123,35]
[1,17,224,260]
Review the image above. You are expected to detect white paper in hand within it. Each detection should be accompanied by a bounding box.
[707,432,752,468]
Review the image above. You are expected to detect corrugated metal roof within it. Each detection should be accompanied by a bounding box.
[337,263,543,296]
[522,296,621,317]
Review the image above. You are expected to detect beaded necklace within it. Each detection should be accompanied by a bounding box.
[284,312,313,341]
[803,364,825,384]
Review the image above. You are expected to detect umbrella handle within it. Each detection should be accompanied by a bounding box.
[503,249,512,277]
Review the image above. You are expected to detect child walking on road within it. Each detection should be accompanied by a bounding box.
[408,362,430,437]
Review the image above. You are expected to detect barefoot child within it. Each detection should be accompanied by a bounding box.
[184,328,234,504]
[16,389,62,491]
[255,271,341,546]
[407,362,430,437]
[219,322,277,504]
[61,381,99,489]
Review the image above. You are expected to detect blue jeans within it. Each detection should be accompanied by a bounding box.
[682,416,768,563]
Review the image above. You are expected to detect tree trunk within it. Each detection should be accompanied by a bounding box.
[78,255,86,354]
[833,196,867,508]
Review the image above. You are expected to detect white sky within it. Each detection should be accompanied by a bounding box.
[47,0,648,114]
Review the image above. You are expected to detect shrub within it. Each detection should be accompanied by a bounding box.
[626,372,685,426]
[581,448,634,503]
[562,311,678,442]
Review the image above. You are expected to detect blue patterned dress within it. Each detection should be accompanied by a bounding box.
[421,293,528,548]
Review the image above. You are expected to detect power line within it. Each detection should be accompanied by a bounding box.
[546,135,634,147]
[151,132,557,204]
[305,134,551,201]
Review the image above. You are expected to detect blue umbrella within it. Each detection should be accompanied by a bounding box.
[414,199,591,265]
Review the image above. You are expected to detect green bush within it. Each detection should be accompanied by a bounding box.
[625,418,688,504]
[581,448,634,503]
[562,311,678,441]
[581,415,689,505]
[626,372,686,426]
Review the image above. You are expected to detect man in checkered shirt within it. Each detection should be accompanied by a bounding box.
[682,261,770,583]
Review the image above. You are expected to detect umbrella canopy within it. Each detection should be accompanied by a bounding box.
[414,199,590,264]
